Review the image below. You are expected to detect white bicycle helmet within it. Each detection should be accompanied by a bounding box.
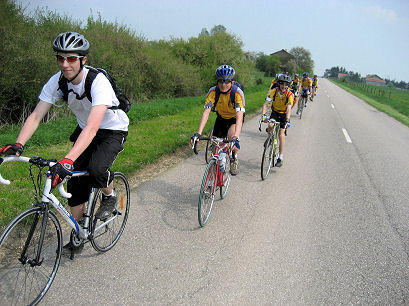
[52,32,90,55]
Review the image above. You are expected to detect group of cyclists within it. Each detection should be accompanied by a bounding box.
[0,30,318,255]
[191,66,318,171]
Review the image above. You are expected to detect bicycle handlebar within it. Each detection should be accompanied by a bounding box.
[0,156,72,198]
[192,136,235,155]
[258,118,278,131]
[258,118,288,136]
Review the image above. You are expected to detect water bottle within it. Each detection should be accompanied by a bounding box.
[219,151,227,172]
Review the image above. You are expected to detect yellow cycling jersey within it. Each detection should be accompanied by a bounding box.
[301,77,312,89]
[204,85,245,119]
[292,77,299,85]
[312,78,318,86]
[266,88,294,113]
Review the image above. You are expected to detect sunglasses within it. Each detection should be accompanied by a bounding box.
[218,80,232,84]
[278,81,288,86]
[56,54,84,63]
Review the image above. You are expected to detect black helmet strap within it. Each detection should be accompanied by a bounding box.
[66,58,85,83]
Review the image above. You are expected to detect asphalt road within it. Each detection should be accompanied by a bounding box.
[43,78,409,304]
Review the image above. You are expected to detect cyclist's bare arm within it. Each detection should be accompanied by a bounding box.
[65,104,107,162]
[190,107,211,146]
[285,104,292,121]
[232,111,244,139]
[262,97,271,114]
[16,100,52,147]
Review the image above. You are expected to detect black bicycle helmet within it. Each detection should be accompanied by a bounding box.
[215,65,235,81]
[52,32,90,56]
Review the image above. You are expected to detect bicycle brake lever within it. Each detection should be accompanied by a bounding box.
[193,139,199,155]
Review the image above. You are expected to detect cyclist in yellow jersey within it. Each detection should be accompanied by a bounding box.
[290,74,300,109]
[297,72,312,115]
[190,65,245,175]
[261,74,293,167]
[311,74,318,100]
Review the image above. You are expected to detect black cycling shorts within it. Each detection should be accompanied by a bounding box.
[67,126,127,207]
[269,110,287,129]
[212,114,245,138]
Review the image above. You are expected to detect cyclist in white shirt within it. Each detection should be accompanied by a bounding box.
[0,32,129,254]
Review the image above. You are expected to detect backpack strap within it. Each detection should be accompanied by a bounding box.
[212,86,221,112]
[57,73,69,101]
[83,67,99,102]
[229,83,239,109]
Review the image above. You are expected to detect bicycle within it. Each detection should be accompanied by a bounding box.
[193,136,235,227]
[0,155,130,305]
[259,118,281,180]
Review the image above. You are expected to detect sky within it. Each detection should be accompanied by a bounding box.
[18,0,409,82]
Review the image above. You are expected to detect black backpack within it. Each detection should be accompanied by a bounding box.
[212,81,244,112]
[58,66,132,113]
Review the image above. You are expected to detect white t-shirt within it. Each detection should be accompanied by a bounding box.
[39,68,129,131]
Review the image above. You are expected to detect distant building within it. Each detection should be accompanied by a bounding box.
[270,49,295,63]
[365,74,386,86]
[338,73,348,79]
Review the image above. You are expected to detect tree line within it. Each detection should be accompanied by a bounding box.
[324,66,409,90]
[0,1,254,125]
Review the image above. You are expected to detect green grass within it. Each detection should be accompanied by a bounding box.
[330,79,409,127]
[0,79,270,228]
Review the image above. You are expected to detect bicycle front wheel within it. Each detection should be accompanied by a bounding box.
[198,159,217,227]
[0,207,62,306]
[90,172,130,252]
[220,152,231,199]
[261,136,274,180]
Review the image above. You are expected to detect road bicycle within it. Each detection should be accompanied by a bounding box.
[298,91,309,119]
[259,118,281,180]
[0,155,130,305]
[193,136,235,227]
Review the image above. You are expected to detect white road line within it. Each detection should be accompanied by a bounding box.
[331,104,335,109]
[342,128,352,143]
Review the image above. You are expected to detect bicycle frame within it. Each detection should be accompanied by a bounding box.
[0,156,116,241]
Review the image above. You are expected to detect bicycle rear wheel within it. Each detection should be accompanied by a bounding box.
[261,136,274,180]
[220,152,231,199]
[90,172,130,252]
[299,98,305,119]
[0,207,62,306]
[198,159,217,227]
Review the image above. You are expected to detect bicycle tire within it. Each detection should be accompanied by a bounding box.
[272,132,280,167]
[198,159,217,227]
[220,152,231,199]
[205,127,214,163]
[299,98,304,119]
[0,207,62,306]
[261,136,274,180]
[90,172,130,252]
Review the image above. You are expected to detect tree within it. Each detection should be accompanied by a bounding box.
[199,28,209,36]
[289,47,314,73]
[255,54,281,77]
[281,59,297,75]
[210,25,226,35]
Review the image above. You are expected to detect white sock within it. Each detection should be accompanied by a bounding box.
[103,190,114,197]
[279,154,283,160]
